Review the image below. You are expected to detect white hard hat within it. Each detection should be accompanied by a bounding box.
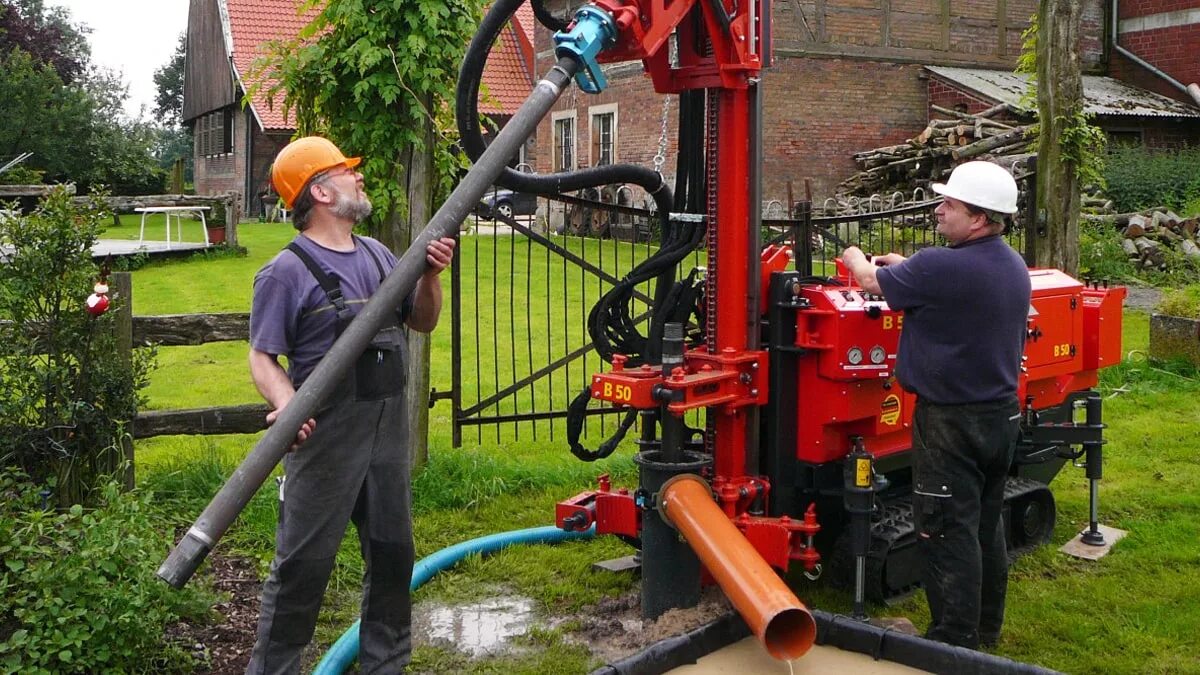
[932,161,1019,214]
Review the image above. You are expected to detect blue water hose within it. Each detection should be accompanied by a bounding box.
[312,524,597,674]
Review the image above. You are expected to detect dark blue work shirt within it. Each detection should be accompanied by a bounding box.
[875,235,1031,404]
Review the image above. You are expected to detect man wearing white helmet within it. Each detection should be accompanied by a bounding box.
[841,161,1031,650]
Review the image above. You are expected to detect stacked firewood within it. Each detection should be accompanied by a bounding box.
[1085,209,1200,269]
[837,104,1035,199]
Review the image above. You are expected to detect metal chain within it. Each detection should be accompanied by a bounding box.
[651,94,671,174]
[705,92,719,354]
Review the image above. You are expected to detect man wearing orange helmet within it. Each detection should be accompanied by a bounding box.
[246,136,456,674]
[840,161,1032,650]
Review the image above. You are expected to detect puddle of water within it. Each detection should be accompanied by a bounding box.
[413,596,537,656]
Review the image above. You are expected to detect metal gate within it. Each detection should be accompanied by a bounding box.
[447,177,1034,447]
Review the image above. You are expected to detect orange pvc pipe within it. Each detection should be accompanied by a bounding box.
[660,474,816,661]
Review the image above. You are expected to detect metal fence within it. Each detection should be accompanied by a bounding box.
[449,174,1034,447]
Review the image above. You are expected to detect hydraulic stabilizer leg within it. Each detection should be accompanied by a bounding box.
[1080,394,1106,546]
[157,57,582,589]
[844,436,875,621]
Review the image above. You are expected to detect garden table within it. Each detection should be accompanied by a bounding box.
[135,205,211,248]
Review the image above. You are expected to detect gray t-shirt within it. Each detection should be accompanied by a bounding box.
[249,234,413,386]
[875,235,1031,404]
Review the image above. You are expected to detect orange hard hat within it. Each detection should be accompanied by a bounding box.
[271,136,361,208]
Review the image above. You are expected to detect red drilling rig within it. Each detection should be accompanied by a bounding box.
[523,0,1126,661]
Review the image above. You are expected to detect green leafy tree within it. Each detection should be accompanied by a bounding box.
[258,0,484,228]
[256,0,486,463]
[152,31,193,184]
[154,31,186,125]
[0,0,91,83]
[0,49,93,182]
[79,66,167,194]
[0,0,165,194]
[0,50,165,193]
[0,188,154,506]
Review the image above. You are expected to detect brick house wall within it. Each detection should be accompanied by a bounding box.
[192,107,291,217]
[248,129,291,218]
[927,76,1023,120]
[761,59,931,200]
[192,106,244,205]
[531,0,1107,201]
[1110,0,1200,103]
[1112,117,1200,147]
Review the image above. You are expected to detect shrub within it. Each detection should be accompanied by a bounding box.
[1157,284,1200,319]
[0,166,44,185]
[1103,146,1200,214]
[0,187,155,506]
[1079,220,1199,286]
[1079,221,1138,282]
[0,472,214,673]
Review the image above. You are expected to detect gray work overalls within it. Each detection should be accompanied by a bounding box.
[248,239,415,675]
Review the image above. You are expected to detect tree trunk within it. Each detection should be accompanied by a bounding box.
[1034,0,1083,274]
[377,97,436,468]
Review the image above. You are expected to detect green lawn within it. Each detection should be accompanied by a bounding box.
[132,223,1200,674]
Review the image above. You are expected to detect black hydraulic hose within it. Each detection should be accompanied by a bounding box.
[586,220,705,362]
[530,0,569,31]
[156,56,582,590]
[456,0,674,221]
[567,390,638,462]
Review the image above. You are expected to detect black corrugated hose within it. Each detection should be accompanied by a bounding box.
[456,1,714,461]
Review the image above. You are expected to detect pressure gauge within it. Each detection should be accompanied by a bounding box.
[847,347,864,365]
[870,345,887,364]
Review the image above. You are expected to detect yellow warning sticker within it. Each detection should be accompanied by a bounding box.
[880,394,901,426]
[856,458,871,487]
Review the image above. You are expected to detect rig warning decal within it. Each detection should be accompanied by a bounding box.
[880,394,901,426]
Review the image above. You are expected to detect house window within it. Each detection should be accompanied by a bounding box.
[552,111,576,171]
[591,107,616,166]
[197,108,234,157]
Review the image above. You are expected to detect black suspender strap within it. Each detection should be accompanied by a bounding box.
[287,237,392,326]
[286,241,353,323]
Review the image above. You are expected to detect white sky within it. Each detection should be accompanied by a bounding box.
[47,0,191,119]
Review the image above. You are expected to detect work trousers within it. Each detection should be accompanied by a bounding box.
[911,396,1019,650]
[246,390,414,675]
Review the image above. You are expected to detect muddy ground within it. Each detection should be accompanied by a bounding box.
[167,555,734,674]
[166,554,259,673]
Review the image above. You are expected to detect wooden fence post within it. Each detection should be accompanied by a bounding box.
[113,272,135,489]
[224,192,240,246]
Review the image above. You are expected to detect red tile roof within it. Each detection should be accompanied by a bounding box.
[225,0,317,131]
[479,16,535,116]
[220,0,535,131]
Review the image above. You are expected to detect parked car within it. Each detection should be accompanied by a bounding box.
[477,188,537,219]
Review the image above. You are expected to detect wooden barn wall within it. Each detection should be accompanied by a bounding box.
[183,0,237,122]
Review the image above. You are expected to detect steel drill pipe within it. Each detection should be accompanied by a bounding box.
[659,474,816,661]
[157,57,580,589]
